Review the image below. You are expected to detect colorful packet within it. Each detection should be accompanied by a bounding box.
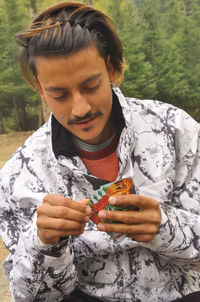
[88,178,137,242]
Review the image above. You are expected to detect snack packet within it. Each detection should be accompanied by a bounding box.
[88,178,137,242]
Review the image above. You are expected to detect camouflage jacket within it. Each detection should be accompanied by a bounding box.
[0,87,200,302]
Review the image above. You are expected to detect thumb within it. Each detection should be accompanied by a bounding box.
[79,198,90,206]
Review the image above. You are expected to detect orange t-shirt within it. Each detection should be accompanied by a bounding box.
[77,135,119,182]
[81,151,119,182]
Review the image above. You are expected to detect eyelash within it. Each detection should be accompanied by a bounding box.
[53,85,100,101]
[53,94,68,102]
[85,85,99,92]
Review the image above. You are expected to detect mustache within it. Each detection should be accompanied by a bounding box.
[68,111,102,125]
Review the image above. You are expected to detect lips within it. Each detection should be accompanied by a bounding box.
[75,116,97,129]
[68,111,102,129]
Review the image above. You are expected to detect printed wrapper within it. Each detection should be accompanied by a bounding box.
[88,178,137,242]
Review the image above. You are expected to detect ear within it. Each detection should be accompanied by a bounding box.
[33,77,46,103]
[106,55,117,83]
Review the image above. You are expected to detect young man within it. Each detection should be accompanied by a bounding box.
[0,2,200,302]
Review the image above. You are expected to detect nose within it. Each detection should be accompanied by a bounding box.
[71,93,92,117]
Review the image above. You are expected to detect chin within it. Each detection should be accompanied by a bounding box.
[79,133,102,144]
[75,127,102,143]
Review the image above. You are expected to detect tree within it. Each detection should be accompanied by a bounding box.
[106,0,156,98]
[181,0,200,120]
[0,3,11,132]
[0,0,43,132]
[86,0,93,5]
[134,0,200,121]
[29,0,40,18]
[0,0,199,133]
[0,0,27,131]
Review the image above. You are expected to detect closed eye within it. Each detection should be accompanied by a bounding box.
[53,93,69,101]
[84,84,100,93]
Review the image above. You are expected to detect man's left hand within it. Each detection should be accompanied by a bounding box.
[97,194,161,243]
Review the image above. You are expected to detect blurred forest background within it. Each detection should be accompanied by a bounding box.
[0,0,199,134]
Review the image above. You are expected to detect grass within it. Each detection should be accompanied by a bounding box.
[0,131,33,169]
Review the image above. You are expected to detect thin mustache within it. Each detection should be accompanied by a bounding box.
[68,111,102,125]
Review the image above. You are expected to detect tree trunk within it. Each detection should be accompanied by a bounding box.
[21,99,28,130]
[29,0,40,19]
[13,96,21,131]
[86,0,93,6]
[0,109,5,133]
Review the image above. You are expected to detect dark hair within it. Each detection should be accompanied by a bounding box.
[16,1,124,89]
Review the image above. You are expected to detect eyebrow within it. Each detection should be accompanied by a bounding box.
[45,73,102,92]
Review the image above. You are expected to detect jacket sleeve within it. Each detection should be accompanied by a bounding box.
[142,117,200,270]
[0,165,77,302]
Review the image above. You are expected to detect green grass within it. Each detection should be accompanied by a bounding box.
[0,131,33,169]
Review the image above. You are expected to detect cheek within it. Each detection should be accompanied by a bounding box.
[50,104,71,124]
[97,90,113,112]
[47,100,69,115]
[103,97,113,117]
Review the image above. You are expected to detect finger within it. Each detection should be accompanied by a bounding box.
[37,204,89,223]
[43,194,91,215]
[37,216,86,231]
[38,228,85,244]
[97,222,158,235]
[98,209,161,224]
[109,194,159,210]
[79,198,90,206]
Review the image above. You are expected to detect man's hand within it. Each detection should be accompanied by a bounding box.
[37,194,91,244]
[97,194,161,243]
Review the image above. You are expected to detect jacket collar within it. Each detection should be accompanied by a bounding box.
[52,88,126,159]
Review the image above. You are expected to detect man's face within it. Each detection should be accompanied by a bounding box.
[35,45,117,144]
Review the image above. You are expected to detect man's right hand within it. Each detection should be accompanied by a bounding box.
[37,194,91,244]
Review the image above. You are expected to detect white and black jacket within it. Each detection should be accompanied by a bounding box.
[0,87,200,302]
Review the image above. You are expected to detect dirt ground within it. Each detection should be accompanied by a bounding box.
[0,239,13,301]
[0,131,33,169]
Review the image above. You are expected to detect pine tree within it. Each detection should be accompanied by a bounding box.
[107,0,156,98]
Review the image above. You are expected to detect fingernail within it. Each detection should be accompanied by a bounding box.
[109,196,116,204]
[98,224,105,231]
[98,211,106,218]
[85,216,90,222]
[85,207,92,215]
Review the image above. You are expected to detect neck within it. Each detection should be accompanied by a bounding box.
[73,132,116,152]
